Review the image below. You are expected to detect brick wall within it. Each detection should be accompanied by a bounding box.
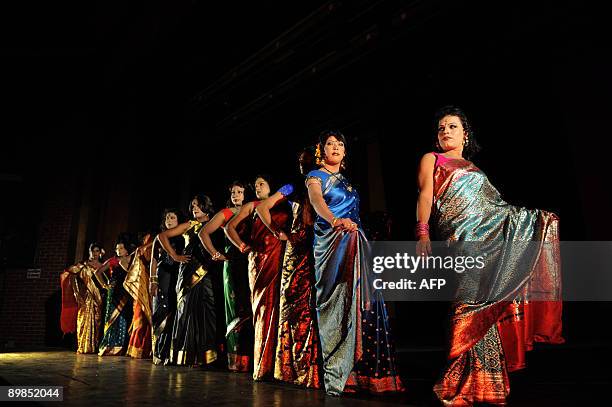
[0,175,78,349]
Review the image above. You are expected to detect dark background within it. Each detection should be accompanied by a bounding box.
[1,0,610,350]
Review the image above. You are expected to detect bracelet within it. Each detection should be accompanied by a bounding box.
[212,251,222,260]
[239,242,248,253]
[331,217,339,226]
[150,275,159,283]
[415,221,430,238]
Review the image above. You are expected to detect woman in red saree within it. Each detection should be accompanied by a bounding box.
[226,175,289,381]
[124,234,154,358]
[255,148,321,388]
[416,106,564,406]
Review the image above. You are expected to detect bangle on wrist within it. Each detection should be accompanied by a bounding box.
[239,242,247,253]
[212,251,222,260]
[150,275,158,283]
[415,221,430,239]
[331,217,339,226]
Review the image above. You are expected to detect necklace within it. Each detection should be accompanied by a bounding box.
[322,166,339,174]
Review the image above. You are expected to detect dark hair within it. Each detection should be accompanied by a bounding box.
[188,194,214,219]
[116,232,138,254]
[298,146,317,175]
[433,105,481,160]
[318,130,347,148]
[253,174,274,195]
[137,230,156,245]
[160,207,187,231]
[225,180,249,208]
[318,130,348,168]
[88,242,104,261]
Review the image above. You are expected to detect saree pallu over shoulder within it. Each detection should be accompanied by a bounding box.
[307,169,404,396]
[249,201,291,381]
[62,263,103,353]
[75,264,103,354]
[152,235,183,365]
[98,264,133,356]
[124,249,153,358]
[222,210,253,372]
[431,156,563,405]
[124,249,153,326]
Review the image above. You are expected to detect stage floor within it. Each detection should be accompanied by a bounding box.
[0,346,609,406]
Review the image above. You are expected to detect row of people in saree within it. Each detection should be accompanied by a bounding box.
[220,170,322,388]
[59,150,405,398]
[60,235,154,358]
[60,108,563,404]
[153,174,320,383]
[214,141,405,396]
[61,187,252,367]
[78,200,221,364]
[152,181,311,373]
[153,170,324,391]
[151,183,288,370]
[62,195,231,365]
[230,115,563,402]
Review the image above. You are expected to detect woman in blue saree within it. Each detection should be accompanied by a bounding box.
[306,130,404,396]
[95,237,136,356]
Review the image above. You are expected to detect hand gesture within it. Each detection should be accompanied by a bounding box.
[416,236,432,258]
[172,254,191,263]
[150,281,158,297]
[334,218,358,232]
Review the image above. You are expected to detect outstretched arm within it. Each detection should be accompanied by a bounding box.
[225,202,254,252]
[199,210,230,261]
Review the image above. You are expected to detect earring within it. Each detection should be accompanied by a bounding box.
[436,142,441,150]
[316,153,326,166]
[464,137,469,146]
[315,143,324,165]
[340,159,346,170]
